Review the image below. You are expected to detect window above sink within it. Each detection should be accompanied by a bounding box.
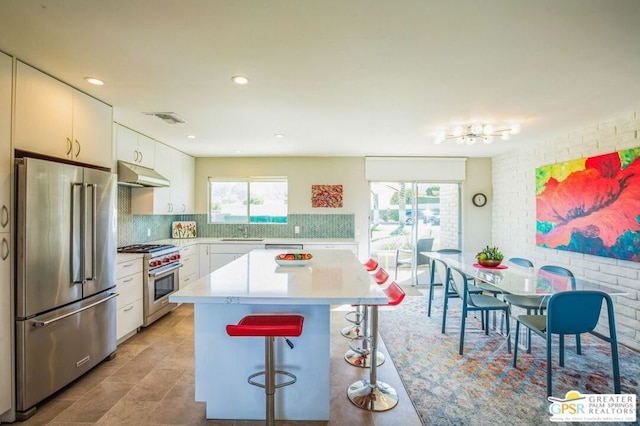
[208,177,288,225]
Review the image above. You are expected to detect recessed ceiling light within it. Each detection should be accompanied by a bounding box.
[231,75,249,85]
[274,133,284,138]
[84,77,104,86]
[187,135,196,139]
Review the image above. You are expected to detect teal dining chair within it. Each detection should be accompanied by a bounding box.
[537,265,580,365]
[428,249,475,317]
[432,258,484,334]
[447,265,511,355]
[502,257,541,353]
[512,290,620,396]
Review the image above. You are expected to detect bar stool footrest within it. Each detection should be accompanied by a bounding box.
[344,309,364,325]
[344,349,385,368]
[248,370,297,389]
[341,324,364,339]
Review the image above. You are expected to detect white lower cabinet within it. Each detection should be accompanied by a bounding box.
[304,243,358,256]
[116,256,144,343]
[180,244,199,289]
[209,244,263,272]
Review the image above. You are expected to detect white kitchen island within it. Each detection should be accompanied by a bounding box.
[169,249,387,421]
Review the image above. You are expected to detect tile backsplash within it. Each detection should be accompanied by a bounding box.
[117,185,355,246]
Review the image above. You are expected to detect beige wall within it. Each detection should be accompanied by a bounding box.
[194,156,371,256]
[194,156,493,260]
[462,157,493,252]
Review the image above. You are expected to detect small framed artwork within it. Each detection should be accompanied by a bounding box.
[311,184,343,208]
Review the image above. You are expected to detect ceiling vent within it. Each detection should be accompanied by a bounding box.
[144,112,186,124]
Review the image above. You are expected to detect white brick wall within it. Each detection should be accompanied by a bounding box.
[493,109,640,350]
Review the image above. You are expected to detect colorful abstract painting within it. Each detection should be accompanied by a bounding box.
[536,147,640,261]
[311,184,343,208]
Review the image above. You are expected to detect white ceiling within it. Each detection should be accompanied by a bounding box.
[1,0,639,158]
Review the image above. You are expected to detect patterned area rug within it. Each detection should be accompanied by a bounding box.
[378,295,640,426]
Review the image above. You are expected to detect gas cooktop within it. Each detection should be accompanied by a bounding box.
[117,244,176,254]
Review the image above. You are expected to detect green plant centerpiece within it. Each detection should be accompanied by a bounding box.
[476,245,504,267]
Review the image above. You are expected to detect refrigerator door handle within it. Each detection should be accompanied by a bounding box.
[31,292,119,327]
[84,183,98,282]
[71,182,84,284]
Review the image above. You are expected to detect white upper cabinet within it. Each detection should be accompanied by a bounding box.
[0,50,11,417]
[115,123,155,169]
[0,53,11,234]
[131,143,194,215]
[14,61,113,169]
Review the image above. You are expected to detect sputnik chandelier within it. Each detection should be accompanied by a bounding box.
[435,123,521,145]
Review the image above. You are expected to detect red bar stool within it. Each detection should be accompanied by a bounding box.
[341,266,389,340]
[364,258,379,272]
[344,268,390,368]
[347,282,406,411]
[226,314,304,426]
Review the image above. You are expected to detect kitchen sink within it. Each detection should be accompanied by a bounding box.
[220,238,264,242]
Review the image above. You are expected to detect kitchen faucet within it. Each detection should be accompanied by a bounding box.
[239,225,249,238]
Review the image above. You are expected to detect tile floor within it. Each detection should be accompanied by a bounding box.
[17,301,422,425]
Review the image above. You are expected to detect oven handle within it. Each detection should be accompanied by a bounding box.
[149,263,183,277]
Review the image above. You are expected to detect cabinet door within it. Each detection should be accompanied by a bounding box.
[0,52,11,416]
[15,61,73,158]
[72,90,113,169]
[179,152,195,214]
[0,53,10,234]
[210,253,240,272]
[115,124,140,164]
[198,244,212,277]
[136,134,156,168]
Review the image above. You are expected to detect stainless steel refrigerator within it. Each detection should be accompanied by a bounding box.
[14,157,117,418]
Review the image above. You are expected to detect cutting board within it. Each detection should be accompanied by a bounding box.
[172,221,197,238]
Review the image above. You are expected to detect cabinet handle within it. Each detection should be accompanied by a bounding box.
[66,138,73,155]
[182,204,186,212]
[124,305,134,312]
[123,277,133,283]
[0,205,8,228]
[75,140,81,157]
[1,238,8,261]
[138,150,144,163]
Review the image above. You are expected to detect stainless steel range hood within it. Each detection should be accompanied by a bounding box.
[117,161,170,187]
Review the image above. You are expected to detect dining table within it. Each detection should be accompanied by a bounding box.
[169,248,387,422]
[423,251,621,296]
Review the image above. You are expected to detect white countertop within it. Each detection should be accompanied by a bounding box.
[170,249,387,305]
[155,237,357,246]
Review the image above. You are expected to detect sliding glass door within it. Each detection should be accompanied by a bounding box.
[369,182,460,286]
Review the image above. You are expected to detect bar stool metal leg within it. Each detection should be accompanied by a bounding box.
[347,306,398,411]
[344,306,385,368]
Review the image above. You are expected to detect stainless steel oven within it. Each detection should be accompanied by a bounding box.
[117,244,181,326]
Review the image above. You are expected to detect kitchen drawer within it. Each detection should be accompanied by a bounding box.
[117,258,143,278]
[305,243,358,255]
[180,272,198,290]
[115,272,143,309]
[209,243,262,254]
[180,244,197,257]
[116,300,143,341]
[181,254,198,277]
